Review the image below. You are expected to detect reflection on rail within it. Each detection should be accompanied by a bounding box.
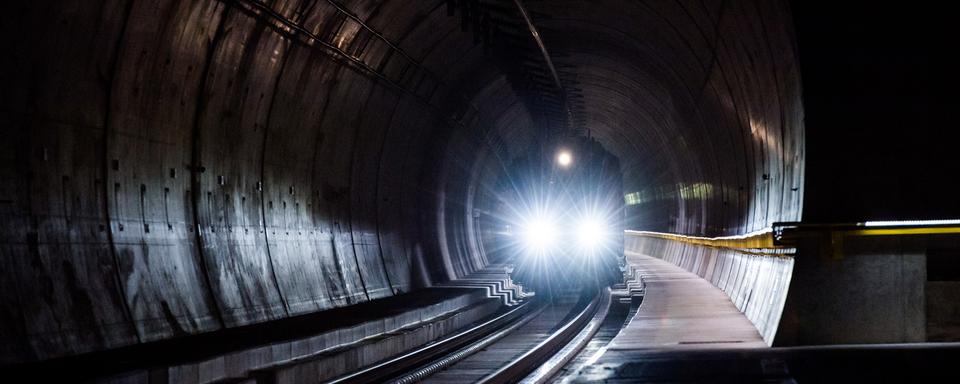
[327,289,607,384]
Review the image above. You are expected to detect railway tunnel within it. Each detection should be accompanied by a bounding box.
[2,0,958,382]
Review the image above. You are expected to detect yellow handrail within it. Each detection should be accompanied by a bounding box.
[625,229,778,250]
[625,220,960,258]
[773,221,960,244]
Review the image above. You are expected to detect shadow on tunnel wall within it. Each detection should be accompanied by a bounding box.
[0,0,804,365]
[0,0,524,364]
[617,0,805,235]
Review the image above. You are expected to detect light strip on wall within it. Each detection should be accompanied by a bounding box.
[862,219,960,227]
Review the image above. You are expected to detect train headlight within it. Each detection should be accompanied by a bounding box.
[576,217,608,251]
[557,150,573,168]
[521,217,557,252]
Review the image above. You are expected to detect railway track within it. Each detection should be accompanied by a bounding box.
[327,288,612,384]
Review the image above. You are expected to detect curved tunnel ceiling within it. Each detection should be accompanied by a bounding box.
[0,0,803,363]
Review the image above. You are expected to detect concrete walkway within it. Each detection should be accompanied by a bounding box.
[607,252,766,350]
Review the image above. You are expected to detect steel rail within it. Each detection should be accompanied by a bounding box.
[478,289,604,384]
[520,288,613,384]
[336,289,604,384]
[325,299,539,384]
[389,303,546,384]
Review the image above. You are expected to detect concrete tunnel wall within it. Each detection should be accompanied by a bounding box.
[0,0,803,364]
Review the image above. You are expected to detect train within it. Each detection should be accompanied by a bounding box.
[492,137,625,295]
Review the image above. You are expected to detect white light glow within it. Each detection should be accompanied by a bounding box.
[522,217,557,252]
[863,219,960,227]
[557,151,572,167]
[576,217,606,251]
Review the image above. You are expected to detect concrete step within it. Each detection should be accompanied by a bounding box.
[437,263,532,306]
[94,288,502,384]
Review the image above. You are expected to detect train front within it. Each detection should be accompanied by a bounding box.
[495,138,625,296]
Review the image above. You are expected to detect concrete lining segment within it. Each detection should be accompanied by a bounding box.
[7,287,498,383]
[0,0,803,364]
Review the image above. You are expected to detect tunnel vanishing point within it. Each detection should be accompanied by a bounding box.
[2,0,959,382]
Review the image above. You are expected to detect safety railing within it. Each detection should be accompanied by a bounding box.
[770,220,960,259]
[627,219,960,254]
[625,228,791,256]
[626,219,960,263]
[773,220,960,244]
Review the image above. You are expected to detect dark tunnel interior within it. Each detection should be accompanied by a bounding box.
[793,1,960,222]
[0,0,802,363]
[1,0,956,374]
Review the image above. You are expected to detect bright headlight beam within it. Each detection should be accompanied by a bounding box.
[576,217,606,250]
[557,151,572,167]
[522,217,557,252]
[863,219,960,227]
